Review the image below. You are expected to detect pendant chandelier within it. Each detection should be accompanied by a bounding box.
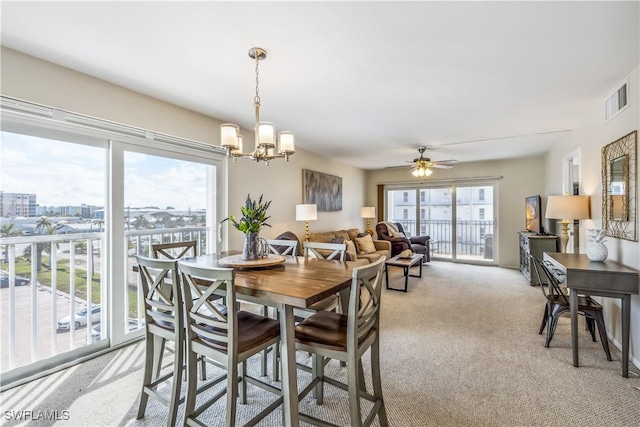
[220,47,295,165]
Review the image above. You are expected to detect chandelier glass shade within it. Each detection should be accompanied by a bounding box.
[220,47,295,165]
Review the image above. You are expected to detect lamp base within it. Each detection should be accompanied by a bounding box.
[558,221,570,253]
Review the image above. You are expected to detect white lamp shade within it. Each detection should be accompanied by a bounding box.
[360,206,375,218]
[545,195,591,220]
[221,124,239,149]
[257,121,275,148]
[296,204,317,221]
[279,131,295,153]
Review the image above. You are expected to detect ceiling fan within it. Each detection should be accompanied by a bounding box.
[403,146,458,177]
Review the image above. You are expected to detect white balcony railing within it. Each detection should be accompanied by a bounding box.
[0,226,209,378]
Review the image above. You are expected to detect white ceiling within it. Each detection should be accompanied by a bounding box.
[1,1,638,170]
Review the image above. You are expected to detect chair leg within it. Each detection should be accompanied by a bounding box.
[545,313,559,348]
[183,349,199,425]
[152,336,166,379]
[137,333,155,419]
[371,336,389,427]
[272,342,280,382]
[261,306,269,376]
[312,353,324,404]
[594,312,613,361]
[238,361,247,404]
[585,316,597,342]
[226,361,238,427]
[347,353,363,427]
[166,339,183,427]
[538,304,549,335]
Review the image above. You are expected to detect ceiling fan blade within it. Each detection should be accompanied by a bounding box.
[384,164,411,169]
[431,159,458,165]
[430,164,454,169]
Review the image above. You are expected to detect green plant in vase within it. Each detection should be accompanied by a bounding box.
[222,194,271,260]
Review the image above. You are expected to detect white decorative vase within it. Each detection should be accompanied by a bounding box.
[587,241,608,262]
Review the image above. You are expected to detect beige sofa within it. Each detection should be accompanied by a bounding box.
[308,228,391,264]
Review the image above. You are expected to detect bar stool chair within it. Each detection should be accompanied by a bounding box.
[135,255,184,427]
[152,240,210,380]
[295,257,389,427]
[177,261,283,427]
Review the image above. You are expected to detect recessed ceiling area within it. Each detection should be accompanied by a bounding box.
[1,1,638,169]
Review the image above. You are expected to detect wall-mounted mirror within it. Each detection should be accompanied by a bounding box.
[602,130,636,241]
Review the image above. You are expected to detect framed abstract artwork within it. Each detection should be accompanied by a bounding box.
[302,169,342,211]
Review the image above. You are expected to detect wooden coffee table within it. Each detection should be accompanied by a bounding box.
[385,253,424,292]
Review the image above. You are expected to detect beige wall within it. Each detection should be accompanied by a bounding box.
[366,156,546,268]
[1,47,367,248]
[545,65,640,365]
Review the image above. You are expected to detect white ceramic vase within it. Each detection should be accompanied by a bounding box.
[587,241,608,262]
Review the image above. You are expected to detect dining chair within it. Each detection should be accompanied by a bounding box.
[529,255,612,360]
[135,255,184,427]
[177,261,283,427]
[151,239,211,380]
[265,238,298,257]
[304,241,347,261]
[152,240,197,260]
[294,256,389,427]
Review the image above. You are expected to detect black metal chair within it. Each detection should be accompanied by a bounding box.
[529,255,612,360]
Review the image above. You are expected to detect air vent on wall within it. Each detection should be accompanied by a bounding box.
[605,78,629,122]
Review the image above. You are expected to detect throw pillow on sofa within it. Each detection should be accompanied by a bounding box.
[355,234,376,254]
[344,240,358,261]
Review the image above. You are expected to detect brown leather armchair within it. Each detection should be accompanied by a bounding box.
[376,222,431,261]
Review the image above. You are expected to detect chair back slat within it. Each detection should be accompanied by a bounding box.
[136,255,182,331]
[529,255,570,305]
[153,240,198,260]
[304,241,347,261]
[178,262,237,352]
[266,239,298,257]
[348,257,386,345]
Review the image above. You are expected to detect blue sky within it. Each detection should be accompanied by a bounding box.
[1,132,207,211]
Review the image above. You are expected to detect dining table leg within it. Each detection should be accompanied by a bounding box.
[279,304,300,426]
[570,290,579,367]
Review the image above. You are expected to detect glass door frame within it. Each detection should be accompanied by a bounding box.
[110,139,226,346]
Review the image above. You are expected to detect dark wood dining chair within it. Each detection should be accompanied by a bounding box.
[529,255,612,360]
[177,261,282,426]
[294,257,389,427]
[135,255,184,427]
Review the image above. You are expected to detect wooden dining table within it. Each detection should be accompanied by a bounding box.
[179,253,356,426]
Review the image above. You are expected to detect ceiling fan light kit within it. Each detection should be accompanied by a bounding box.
[408,146,457,178]
[220,47,295,165]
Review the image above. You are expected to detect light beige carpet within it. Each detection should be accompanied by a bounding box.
[2,262,640,426]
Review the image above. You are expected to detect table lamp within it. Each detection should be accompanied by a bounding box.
[296,204,317,241]
[545,195,590,253]
[361,206,376,235]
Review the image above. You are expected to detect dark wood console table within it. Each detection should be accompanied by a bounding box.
[543,252,639,377]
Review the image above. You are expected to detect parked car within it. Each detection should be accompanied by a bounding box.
[91,318,143,342]
[0,272,30,288]
[57,305,101,330]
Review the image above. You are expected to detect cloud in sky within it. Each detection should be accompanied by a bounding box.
[1,132,208,211]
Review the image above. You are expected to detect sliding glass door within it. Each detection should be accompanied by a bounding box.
[387,183,496,263]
